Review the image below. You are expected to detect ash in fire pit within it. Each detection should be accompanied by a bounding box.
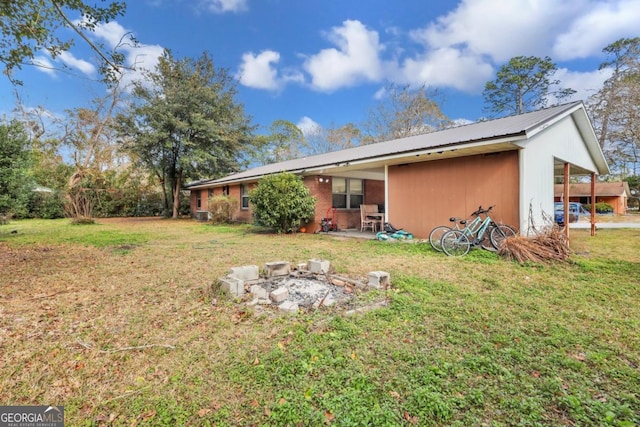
[217,260,390,314]
[261,273,354,308]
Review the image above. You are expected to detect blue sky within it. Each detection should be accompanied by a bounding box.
[2,0,639,137]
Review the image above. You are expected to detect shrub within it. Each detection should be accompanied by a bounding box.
[595,202,613,214]
[583,202,614,214]
[249,173,315,233]
[208,195,239,223]
[27,190,65,219]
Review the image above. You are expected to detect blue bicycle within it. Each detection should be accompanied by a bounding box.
[441,206,516,257]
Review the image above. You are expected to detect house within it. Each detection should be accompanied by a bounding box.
[185,101,609,238]
[554,181,630,215]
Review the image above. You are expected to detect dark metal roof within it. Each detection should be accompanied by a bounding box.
[186,101,605,188]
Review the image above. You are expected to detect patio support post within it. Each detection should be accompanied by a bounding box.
[564,163,570,240]
[591,172,596,236]
[384,164,389,224]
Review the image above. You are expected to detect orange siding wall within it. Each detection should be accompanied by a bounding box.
[388,151,520,238]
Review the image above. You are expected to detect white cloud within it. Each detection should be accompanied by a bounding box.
[237,0,640,99]
[373,87,387,100]
[32,56,56,76]
[549,67,613,103]
[296,116,321,135]
[303,20,384,92]
[397,47,494,93]
[88,20,131,50]
[553,0,640,60]
[58,51,96,76]
[200,0,247,13]
[91,21,164,91]
[237,50,304,90]
[237,50,281,90]
[417,0,586,62]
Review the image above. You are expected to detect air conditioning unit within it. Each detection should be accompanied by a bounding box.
[195,210,210,221]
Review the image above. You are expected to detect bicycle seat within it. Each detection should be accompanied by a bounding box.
[459,220,467,225]
[449,217,459,222]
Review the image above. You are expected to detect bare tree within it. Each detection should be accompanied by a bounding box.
[362,83,450,143]
[587,37,640,176]
[62,78,127,221]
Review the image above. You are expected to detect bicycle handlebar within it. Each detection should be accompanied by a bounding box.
[470,205,495,217]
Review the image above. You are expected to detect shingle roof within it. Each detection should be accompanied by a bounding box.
[186,101,605,188]
[554,182,631,197]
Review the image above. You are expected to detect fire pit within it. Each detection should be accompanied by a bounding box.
[216,260,390,314]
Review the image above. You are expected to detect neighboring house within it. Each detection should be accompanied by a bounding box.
[554,181,630,215]
[185,101,609,238]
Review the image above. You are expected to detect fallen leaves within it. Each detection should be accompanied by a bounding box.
[197,408,212,417]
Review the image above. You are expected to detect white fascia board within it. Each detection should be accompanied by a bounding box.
[187,135,527,189]
[304,135,526,172]
[522,104,610,175]
[525,103,583,139]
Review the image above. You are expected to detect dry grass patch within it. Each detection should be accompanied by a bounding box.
[1,218,639,426]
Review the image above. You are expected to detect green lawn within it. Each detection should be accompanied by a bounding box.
[1,218,638,426]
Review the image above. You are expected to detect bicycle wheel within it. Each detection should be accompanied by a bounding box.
[428,225,451,252]
[441,230,470,257]
[479,227,496,251]
[490,224,517,250]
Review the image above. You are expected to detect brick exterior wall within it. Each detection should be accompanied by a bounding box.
[303,176,384,233]
[189,175,385,233]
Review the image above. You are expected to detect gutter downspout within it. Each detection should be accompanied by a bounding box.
[384,164,389,225]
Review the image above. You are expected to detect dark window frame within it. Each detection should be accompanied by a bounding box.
[241,184,249,209]
[332,178,363,209]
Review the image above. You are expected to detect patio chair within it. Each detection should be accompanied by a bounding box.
[360,204,383,232]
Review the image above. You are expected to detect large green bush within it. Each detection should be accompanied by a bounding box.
[249,173,315,233]
[0,121,33,218]
[27,190,66,219]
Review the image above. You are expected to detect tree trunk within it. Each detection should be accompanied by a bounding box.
[172,173,182,219]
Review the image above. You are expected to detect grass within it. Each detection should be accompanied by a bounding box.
[1,217,639,426]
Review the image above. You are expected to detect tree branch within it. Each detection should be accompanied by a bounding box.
[50,0,123,75]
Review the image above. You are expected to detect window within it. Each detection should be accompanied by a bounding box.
[208,189,213,198]
[196,191,202,209]
[332,178,363,209]
[241,184,249,209]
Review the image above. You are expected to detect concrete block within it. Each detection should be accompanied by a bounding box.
[279,300,299,314]
[368,271,390,289]
[229,265,259,282]
[219,276,245,298]
[313,294,336,308]
[296,263,308,271]
[264,261,291,277]
[270,286,289,303]
[308,259,330,274]
[250,284,269,300]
